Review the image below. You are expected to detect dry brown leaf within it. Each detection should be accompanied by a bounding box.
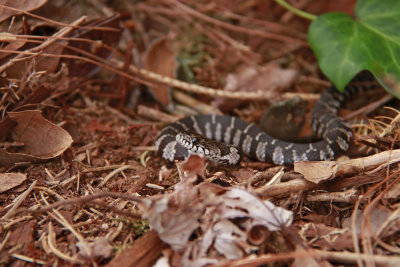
[343,205,392,236]
[0,0,48,23]
[140,173,292,266]
[143,37,176,107]
[295,149,400,181]
[292,245,330,267]
[0,38,26,62]
[77,238,113,259]
[106,230,168,267]
[179,155,207,178]
[213,62,298,109]
[0,110,73,166]
[296,222,354,250]
[139,173,202,251]
[224,62,298,93]
[6,219,36,259]
[0,172,27,193]
[3,38,65,79]
[294,161,338,183]
[387,182,400,199]
[66,15,122,79]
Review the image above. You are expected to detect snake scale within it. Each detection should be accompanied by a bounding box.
[155,72,376,165]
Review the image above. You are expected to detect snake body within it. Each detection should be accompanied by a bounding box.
[155,72,376,165]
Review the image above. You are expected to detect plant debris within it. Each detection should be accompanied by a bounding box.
[1,1,400,266]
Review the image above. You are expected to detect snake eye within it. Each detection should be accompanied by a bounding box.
[191,137,199,144]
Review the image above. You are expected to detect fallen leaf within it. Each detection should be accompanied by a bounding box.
[294,161,338,183]
[295,222,354,250]
[342,205,392,235]
[292,244,329,267]
[2,37,65,79]
[387,182,400,199]
[224,62,298,93]
[259,96,307,142]
[0,110,73,166]
[143,37,176,107]
[179,155,207,178]
[66,14,122,79]
[139,172,292,265]
[77,238,113,259]
[214,62,298,109]
[139,173,202,251]
[0,0,48,23]
[0,172,27,193]
[106,230,168,267]
[6,220,36,258]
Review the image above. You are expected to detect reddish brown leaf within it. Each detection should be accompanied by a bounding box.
[106,230,168,267]
[0,110,73,166]
[2,38,65,79]
[143,37,176,107]
[65,14,122,79]
[0,0,48,23]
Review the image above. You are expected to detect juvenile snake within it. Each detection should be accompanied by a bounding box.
[155,72,376,165]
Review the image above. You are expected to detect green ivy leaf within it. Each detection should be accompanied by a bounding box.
[308,0,400,96]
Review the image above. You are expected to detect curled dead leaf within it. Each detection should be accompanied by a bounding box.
[140,172,292,265]
[143,37,176,107]
[247,225,270,246]
[0,110,73,166]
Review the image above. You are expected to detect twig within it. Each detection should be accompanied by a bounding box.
[345,94,393,120]
[215,249,400,266]
[294,149,400,181]
[274,0,317,21]
[168,0,308,46]
[9,191,143,218]
[172,90,223,115]
[137,105,180,123]
[0,16,87,74]
[99,165,136,187]
[3,180,37,219]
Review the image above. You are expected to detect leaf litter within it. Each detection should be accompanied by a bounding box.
[0,0,400,266]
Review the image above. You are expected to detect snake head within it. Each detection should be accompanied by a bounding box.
[176,131,211,156]
[176,131,241,164]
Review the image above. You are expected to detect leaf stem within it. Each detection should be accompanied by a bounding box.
[274,0,317,21]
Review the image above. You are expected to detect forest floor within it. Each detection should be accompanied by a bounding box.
[1,0,400,266]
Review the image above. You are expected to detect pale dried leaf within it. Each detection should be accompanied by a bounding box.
[153,256,170,267]
[213,188,293,231]
[343,205,392,235]
[294,161,338,183]
[224,62,298,93]
[140,174,203,251]
[140,174,292,266]
[212,220,248,259]
[0,172,27,193]
[77,238,113,259]
[387,182,400,199]
[292,244,329,267]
